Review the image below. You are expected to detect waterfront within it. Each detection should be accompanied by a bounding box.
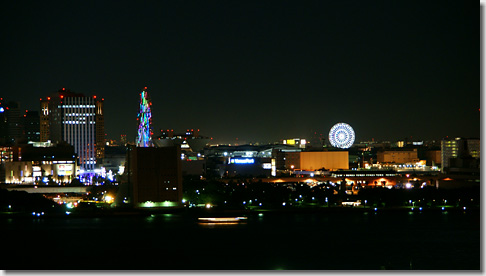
[2,209,479,270]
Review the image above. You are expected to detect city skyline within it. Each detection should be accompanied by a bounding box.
[0,1,479,144]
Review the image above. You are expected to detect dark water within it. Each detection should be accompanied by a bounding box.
[2,210,480,270]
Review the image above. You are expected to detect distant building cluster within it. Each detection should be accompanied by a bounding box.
[0,88,480,209]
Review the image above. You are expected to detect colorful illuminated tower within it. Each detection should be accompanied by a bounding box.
[136,87,153,147]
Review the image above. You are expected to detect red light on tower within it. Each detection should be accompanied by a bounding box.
[60,95,64,99]
[47,97,51,100]
[62,88,65,91]
[144,87,148,90]
[93,95,97,99]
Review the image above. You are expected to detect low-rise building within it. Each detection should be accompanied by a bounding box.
[4,142,77,184]
[376,148,418,164]
[285,151,349,171]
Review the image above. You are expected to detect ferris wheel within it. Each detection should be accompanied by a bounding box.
[329,123,355,149]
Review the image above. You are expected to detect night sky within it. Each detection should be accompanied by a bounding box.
[0,1,479,144]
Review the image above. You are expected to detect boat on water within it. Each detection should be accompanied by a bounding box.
[198,217,247,223]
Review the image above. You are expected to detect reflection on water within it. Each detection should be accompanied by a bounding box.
[2,210,479,270]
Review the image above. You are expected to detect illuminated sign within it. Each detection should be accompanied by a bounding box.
[286,139,295,145]
[262,163,272,169]
[231,158,255,164]
[57,164,73,176]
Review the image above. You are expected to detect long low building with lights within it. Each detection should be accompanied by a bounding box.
[285,151,349,171]
[4,142,77,184]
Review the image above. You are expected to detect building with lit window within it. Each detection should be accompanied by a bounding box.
[22,110,40,142]
[0,100,22,145]
[376,149,419,164]
[4,142,76,184]
[40,88,104,173]
[126,146,183,208]
[282,138,307,149]
[154,128,211,152]
[441,137,480,173]
[204,144,278,177]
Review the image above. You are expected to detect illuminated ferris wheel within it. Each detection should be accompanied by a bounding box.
[329,123,355,149]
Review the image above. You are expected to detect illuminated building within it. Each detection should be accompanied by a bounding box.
[101,145,127,182]
[40,88,104,173]
[0,146,13,164]
[441,137,480,173]
[136,87,153,147]
[331,170,398,191]
[120,134,127,146]
[154,128,211,152]
[282,138,307,149]
[285,151,349,171]
[5,142,76,184]
[204,144,277,177]
[376,149,419,164]
[127,146,182,208]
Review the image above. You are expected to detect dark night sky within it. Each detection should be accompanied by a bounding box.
[0,1,479,144]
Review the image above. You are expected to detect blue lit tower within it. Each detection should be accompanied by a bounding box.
[136,87,153,147]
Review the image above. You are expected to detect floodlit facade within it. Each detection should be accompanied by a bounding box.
[5,143,76,184]
[285,151,349,171]
[376,149,419,164]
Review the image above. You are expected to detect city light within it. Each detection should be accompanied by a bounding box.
[104,195,114,204]
[136,87,153,147]
[329,122,355,149]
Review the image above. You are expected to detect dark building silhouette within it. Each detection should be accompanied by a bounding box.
[22,110,40,142]
[126,145,183,208]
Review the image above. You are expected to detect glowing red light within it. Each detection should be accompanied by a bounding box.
[62,88,65,91]
[60,95,64,99]
[93,96,97,99]
[47,97,51,100]
[144,87,147,90]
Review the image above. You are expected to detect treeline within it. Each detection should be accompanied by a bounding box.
[0,189,64,213]
[182,176,480,209]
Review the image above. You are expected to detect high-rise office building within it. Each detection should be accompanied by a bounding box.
[22,110,40,142]
[40,88,104,172]
[441,137,480,172]
[0,100,22,145]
